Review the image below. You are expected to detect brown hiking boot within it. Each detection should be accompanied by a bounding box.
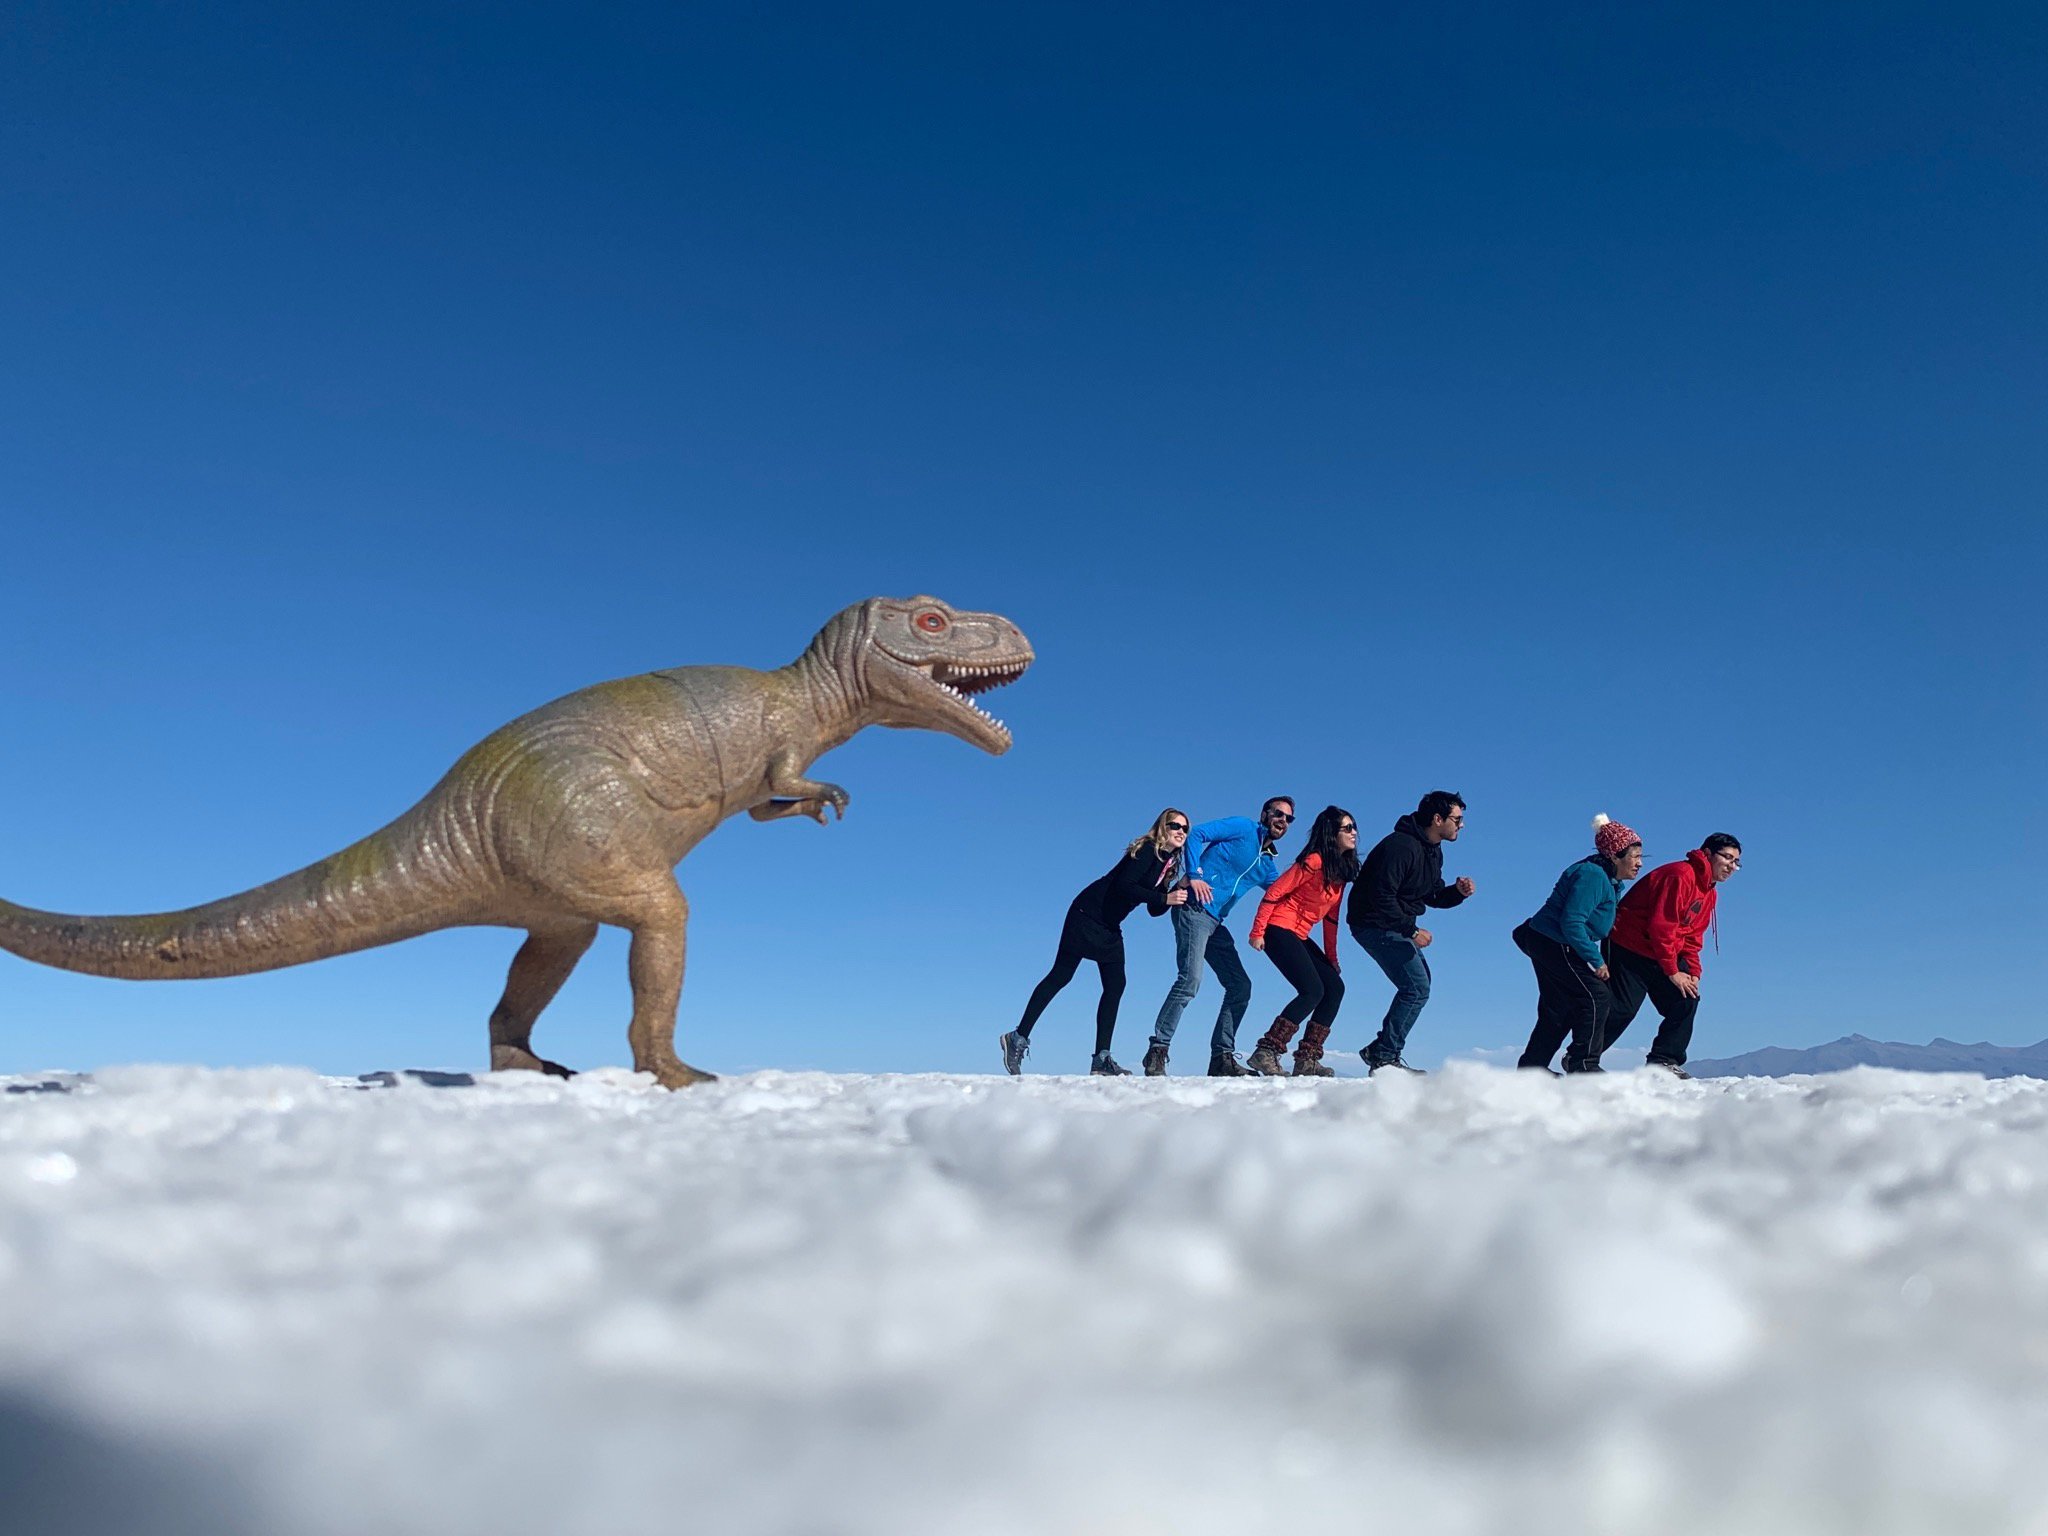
[1142,1043,1168,1077]
[1246,1044,1285,1077]
[1291,1054,1335,1077]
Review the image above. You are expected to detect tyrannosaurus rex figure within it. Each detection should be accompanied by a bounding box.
[0,596,1032,1087]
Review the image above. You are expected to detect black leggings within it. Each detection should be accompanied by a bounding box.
[1017,930,1126,1056]
[1254,928,1346,1057]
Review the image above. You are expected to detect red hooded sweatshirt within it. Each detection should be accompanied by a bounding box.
[1609,849,1718,977]
[1250,853,1344,964]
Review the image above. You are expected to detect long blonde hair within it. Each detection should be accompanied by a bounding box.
[1127,807,1189,867]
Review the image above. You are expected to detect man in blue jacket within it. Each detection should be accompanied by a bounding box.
[1347,790,1476,1073]
[1145,797,1294,1076]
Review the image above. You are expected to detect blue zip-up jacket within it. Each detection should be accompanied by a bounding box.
[1526,856,1623,969]
[1183,815,1282,922]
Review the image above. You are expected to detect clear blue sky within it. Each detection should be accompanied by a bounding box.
[3,3,2042,1076]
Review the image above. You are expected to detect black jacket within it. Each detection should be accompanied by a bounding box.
[1064,845,1181,954]
[1347,815,1467,939]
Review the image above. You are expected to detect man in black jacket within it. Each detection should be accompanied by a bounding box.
[1346,790,1476,1073]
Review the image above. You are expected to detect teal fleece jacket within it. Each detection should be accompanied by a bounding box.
[1526,856,1623,968]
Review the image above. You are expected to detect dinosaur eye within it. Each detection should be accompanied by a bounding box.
[915,611,948,634]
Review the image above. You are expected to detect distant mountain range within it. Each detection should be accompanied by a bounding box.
[1690,1034,2048,1079]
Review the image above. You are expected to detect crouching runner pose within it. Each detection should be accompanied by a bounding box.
[1145,796,1294,1078]
[1601,833,1742,1078]
[1001,810,1189,1076]
[1514,815,1643,1074]
[1246,807,1361,1078]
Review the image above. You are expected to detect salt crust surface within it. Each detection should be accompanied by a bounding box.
[2,1062,2046,1534]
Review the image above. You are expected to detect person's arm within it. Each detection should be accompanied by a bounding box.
[1251,862,1305,947]
[1385,842,1423,934]
[1679,889,1711,977]
[1184,818,1239,907]
[1557,866,1606,969]
[1642,867,1687,974]
[1322,898,1341,967]
[1425,877,1468,910]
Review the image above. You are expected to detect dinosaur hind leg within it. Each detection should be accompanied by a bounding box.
[620,879,716,1089]
[488,921,600,1078]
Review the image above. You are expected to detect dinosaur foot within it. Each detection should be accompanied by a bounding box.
[648,1058,718,1090]
[490,1044,577,1079]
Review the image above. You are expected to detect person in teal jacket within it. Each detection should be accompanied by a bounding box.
[1513,816,1644,1073]
[1143,797,1293,1076]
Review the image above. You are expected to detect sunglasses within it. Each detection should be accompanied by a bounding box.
[1165,822,1189,833]
[1267,810,1295,823]
[1338,823,1357,833]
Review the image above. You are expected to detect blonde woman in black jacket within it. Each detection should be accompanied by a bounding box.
[1001,810,1190,1076]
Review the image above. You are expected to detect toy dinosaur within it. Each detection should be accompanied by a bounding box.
[0,596,1032,1086]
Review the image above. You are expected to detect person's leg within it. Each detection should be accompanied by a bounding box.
[1514,922,1572,1070]
[1599,940,1652,1050]
[1093,947,1129,1058]
[1017,933,1084,1037]
[1149,905,1214,1052]
[1253,930,1323,1054]
[1295,945,1346,1061]
[1355,928,1432,1066]
[1568,971,1615,1069]
[1205,924,1255,1062]
[1642,970,1702,1066]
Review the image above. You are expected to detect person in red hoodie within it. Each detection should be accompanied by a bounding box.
[1598,833,1743,1078]
[1245,807,1360,1078]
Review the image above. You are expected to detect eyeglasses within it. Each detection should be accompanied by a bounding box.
[1165,822,1189,833]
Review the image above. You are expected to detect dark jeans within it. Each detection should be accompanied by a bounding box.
[1513,921,1613,1071]
[1351,926,1431,1066]
[1602,940,1701,1065]
[1255,929,1345,1057]
[1017,925,1126,1056]
[1150,904,1255,1058]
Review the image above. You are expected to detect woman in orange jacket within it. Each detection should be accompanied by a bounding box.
[1246,806,1361,1077]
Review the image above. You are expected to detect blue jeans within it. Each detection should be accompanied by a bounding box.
[1150,905,1255,1057]
[1353,926,1432,1065]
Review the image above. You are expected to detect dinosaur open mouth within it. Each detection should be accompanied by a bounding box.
[926,659,1030,744]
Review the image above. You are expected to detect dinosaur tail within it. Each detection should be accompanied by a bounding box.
[0,806,486,981]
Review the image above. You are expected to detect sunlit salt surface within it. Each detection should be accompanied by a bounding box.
[3,1062,2045,1535]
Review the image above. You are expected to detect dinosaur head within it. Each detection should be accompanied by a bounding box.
[812,595,1034,754]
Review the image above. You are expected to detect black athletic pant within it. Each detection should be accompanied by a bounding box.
[1017,930,1126,1056]
[1255,929,1345,1055]
[1513,921,1613,1071]
[1601,940,1700,1065]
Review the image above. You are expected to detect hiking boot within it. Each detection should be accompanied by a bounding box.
[1090,1051,1131,1076]
[1291,1054,1335,1078]
[1142,1043,1169,1077]
[1246,1045,1285,1077]
[1562,1059,1606,1074]
[1647,1059,1693,1080]
[1207,1053,1251,1077]
[1365,1055,1425,1075]
[999,1030,1029,1076]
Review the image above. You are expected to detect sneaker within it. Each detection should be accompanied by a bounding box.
[1290,1054,1335,1078]
[1142,1043,1169,1078]
[1246,1045,1285,1077]
[1365,1055,1426,1075]
[1206,1053,1251,1078]
[1090,1051,1131,1076]
[998,1030,1029,1076]
[1647,1059,1693,1080]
